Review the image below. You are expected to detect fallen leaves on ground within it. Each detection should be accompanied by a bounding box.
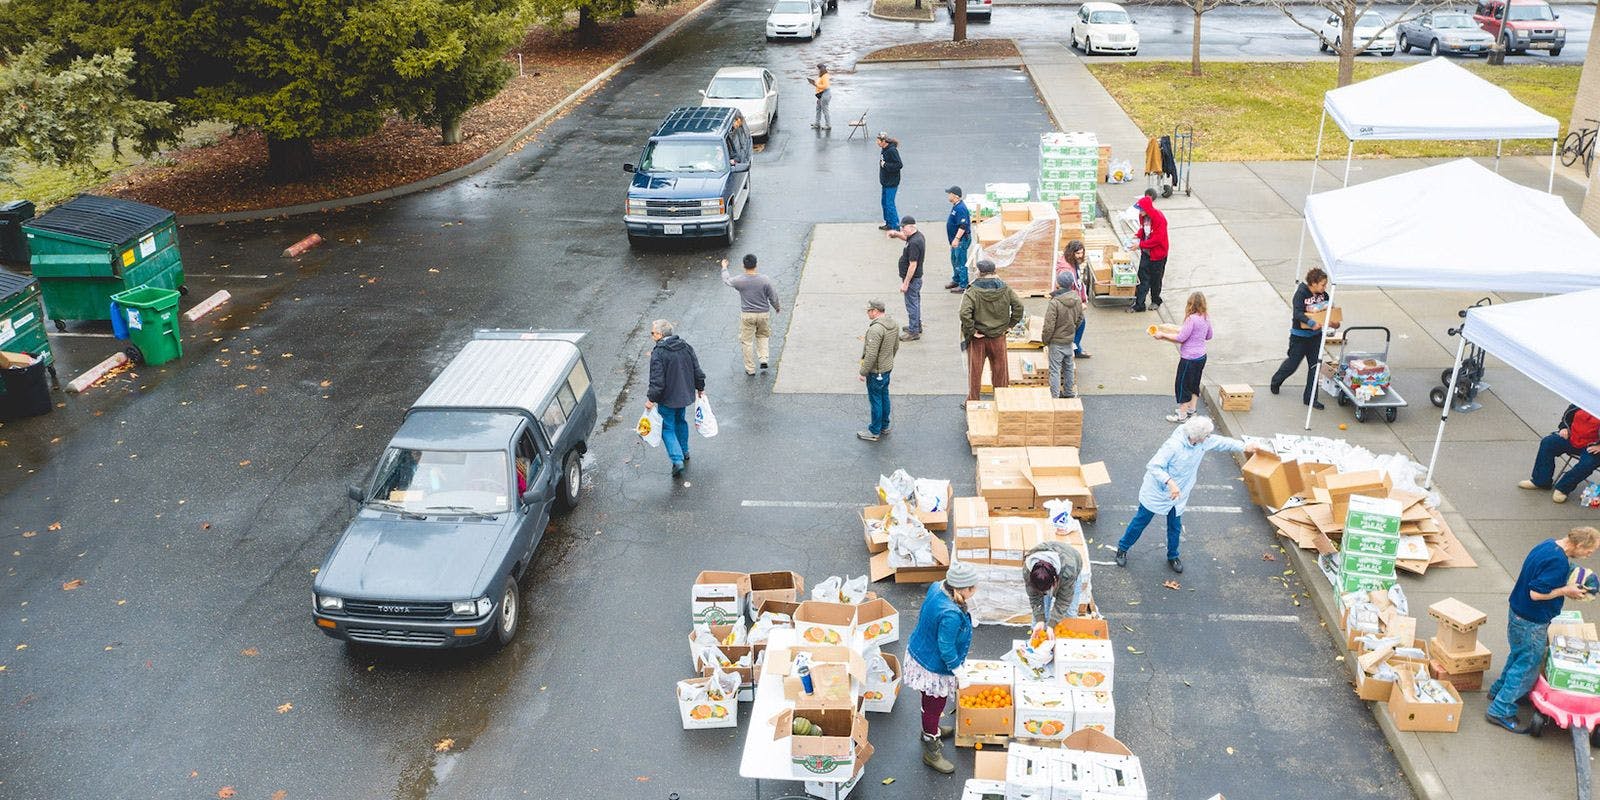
[434,738,455,752]
[276,702,293,714]
[47,522,61,531]
[62,579,85,591]
[271,791,287,800]
[1162,580,1180,590]
[218,788,236,799]
[1262,553,1276,561]
[21,531,34,538]
[241,647,259,657]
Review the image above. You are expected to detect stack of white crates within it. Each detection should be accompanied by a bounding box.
[1038,132,1099,220]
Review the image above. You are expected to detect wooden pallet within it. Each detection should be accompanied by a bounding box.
[954,732,1011,749]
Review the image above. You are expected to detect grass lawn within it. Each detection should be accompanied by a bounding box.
[1085,61,1580,162]
[1,122,232,210]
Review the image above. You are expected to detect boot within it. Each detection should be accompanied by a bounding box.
[921,733,955,773]
[940,722,956,738]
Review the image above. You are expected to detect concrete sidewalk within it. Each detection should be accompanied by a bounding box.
[1021,41,1600,800]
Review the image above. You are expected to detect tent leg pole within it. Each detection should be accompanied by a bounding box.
[1304,282,1336,431]
[1550,138,1559,193]
[1294,109,1327,276]
[1342,141,1355,187]
[1494,140,1503,174]
[1425,335,1469,490]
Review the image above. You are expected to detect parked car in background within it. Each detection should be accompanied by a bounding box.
[624,106,754,246]
[1400,11,1496,56]
[700,67,778,139]
[1474,0,1565,55]
[947,0,993,22]
[1317,11,1398,56]
[766,0,823,41]
[1071,2,1139,55]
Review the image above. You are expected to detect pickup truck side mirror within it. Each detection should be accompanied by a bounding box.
[731,161,751,173]
[623,163,636,173]
[520,488,542,506]
[698,89,708,97]
[347,483,364,502]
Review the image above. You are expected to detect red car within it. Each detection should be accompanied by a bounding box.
[1474,0,1566,56]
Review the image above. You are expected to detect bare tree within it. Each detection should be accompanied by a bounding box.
[1255,0,1451,86]
[953,0,967,41]
[1183,0,1232,76]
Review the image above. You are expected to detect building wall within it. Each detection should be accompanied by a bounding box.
[1575,9,1600,230]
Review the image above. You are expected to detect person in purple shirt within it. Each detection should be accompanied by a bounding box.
[1150,291,1212,423]
[1486,527,1598,733]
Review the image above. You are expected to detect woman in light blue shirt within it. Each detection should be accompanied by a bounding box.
[1116,416,1258,574]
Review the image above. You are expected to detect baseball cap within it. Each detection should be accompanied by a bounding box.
[947,186,963,197]
[866,299,886,312]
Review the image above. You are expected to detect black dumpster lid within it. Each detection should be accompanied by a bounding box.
[24,195,174,246]
[0,268,36,299]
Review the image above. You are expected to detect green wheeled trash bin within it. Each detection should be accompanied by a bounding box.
[111,286,183,366]
[23,195,186,330]
[0,269,56,388]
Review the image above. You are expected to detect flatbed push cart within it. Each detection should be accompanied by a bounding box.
[1321,325,1407,423]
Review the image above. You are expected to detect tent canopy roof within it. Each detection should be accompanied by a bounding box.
[1305,159,1600,292]
[1464,288,1600,417]
[1323,58,1559,142]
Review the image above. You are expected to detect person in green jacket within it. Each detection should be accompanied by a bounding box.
[858,299,900,442]
[959,259,1024,402]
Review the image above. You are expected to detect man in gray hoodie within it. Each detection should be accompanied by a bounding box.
[858,299,899,442]
[1041,270,1085,398]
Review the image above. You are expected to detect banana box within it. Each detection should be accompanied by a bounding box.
[1014,680,1075,741]
[1072,689,1116,739]
[1055,639,1115,690]
[795,600,857,647]
[676,675,738,729]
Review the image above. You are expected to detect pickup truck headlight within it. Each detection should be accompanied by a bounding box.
[317,595,343,611]
[699,198,725,213]
[626,199,648,214]
[453,598,492,617]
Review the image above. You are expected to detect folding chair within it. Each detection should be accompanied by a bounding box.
[846,109,870,141]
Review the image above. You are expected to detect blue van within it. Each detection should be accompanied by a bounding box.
[624,106,753,246]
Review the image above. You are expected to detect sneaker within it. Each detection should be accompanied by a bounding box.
[1114,549,1127,568]
[899,332,921,341]
[1074,351,1091,359]
[810,123,822,129]
[1152,300,1163,309]
[1518,480,1541,490]
[683,453,691,463]
[822,125,832,130]
[1304,399,1326,410]
[1168,558,1184,574]
[944,281,958,290]
[1554,490,1569,503]
[1484,712,1531,734]
[671,463,684,477]
[949,287,965,294]
[878,225,892,231]
[746,370,756,377]
[760,361,769,371]
[857,430,880,442]
[881,425,892,436]
[1125,305,1145,313]
[1165,411,1190,423]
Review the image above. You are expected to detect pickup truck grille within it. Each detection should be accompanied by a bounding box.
[347,627,450,646]
[343,599,453,620]
[645,200,706,218]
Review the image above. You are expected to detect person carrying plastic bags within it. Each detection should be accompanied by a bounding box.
[644,319,705,478]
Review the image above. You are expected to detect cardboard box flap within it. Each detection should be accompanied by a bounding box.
[973,750,1008,781]
[855,597,897,626]
[869,538,950,583]
[1063,727,1133,756]
[1080,461,1111,487]
[692,571,751,599]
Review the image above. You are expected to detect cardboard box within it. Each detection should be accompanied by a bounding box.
[1309,306,1343,330]
[869,536,950,584]
[1339,551,1398,580]
[1319,473,1392,524]
[1387,671,1463,733]
[954,496,992,536]
[754,598,800,624]
[956,684,1014,737]
[749,571,805,614]
[1296,460,1336,495]
[917,482,953,532]
[795,601,856,647]
[803,740,873,800]
[957,659,1015,687]
[1071,689,1116,738]
[861,653,900,713]
[853,597,900,651]
[1014,680,1076,741]
[1429,598,1488,638]
[1025,446,1081,476]
[1427,638,1492,674]
[1025,459,1111,510]
[691,571,750,625]
[1428,660,1484,692]
[771,644,867,706]
[1219,384,1254,412]
[1055,638,1114,690]
[1054,617,1111,639]
[1337,571,1396,594]
[1354,637,1429,702]
[0,350,35,368]
[1546,650,1600,694]
[990,517,1048,566]
[1343,528,1401,558]
[967,401,999,448]
[676,675,738,729]
[771,708,869,780]
[1345,495,1403,534]
[1241,451,1293,509]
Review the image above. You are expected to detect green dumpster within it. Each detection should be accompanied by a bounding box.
[111,286,183,366]
[23,195,185,329]
[0,268,57,388]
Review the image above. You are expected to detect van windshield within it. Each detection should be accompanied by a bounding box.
[640,140,727,173]
[707,77,765,99]
[367,448,510,514]
[1508,4,1554,20]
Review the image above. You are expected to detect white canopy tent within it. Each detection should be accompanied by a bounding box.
[1299,158,1600,430]
[1424,288,1600,486]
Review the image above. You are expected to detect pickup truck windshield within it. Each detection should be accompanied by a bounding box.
[707,77,765,99]
[641,140,727,173]
[368,448,510,514]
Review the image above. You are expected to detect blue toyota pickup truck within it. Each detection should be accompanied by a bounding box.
[624,106,753,246]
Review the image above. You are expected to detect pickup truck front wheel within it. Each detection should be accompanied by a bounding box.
[557,451,583,511]
[495,576,521,647]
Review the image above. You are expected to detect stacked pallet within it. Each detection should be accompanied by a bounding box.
[965,388,1083,449]
[1038,132,1099,220]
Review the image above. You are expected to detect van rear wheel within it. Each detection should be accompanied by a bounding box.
[557,451,582,511]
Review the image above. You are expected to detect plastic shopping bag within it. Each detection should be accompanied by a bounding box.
[638,407,663,447]
[694,395,719,438]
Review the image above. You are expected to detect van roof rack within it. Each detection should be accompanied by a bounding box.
[656,106,736,136]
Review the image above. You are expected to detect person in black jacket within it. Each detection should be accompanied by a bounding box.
[876,132,902,231]
[1269,267,1337,409]
[645,320,706,477]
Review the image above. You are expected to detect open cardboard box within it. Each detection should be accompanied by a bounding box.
[1387,670,1463,733]
[691,570,750,625]
[1241,451,1293,510]
[853,597,900,651]
[1025,459,1111,509]
[771,707,870,781]
[1355,637,1429,702]
[972,727,1139,778]
[917,482,953,532]
[955,683,1014,738]
[795,601,856,647]
[676,675,738,729]
[767,643,867,706]
[860,505,892,554]
[869,537,950,584]
[749,571,805,614]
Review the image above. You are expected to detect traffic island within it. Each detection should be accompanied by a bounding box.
[869,0,937,22]
[859,38,1021,64]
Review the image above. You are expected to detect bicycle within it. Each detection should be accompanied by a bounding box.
[1561,118,1598,177]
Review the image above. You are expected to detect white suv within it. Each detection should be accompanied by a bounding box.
[1072,2,1139,55]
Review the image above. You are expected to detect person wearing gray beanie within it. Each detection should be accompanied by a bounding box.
[1043,266,1086,398]
[903,560,980,773]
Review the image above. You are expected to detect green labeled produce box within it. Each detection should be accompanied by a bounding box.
[1339,551,1397,580]
[1547,655,1600,695]
[1343,529,1401,558]
[1337,571,1396,594]
[1344,495,1402,535]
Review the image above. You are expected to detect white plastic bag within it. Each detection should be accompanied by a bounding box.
[811,576,842,603]
[877,470,916,505]
[694,395,719,438]
[914,479,951,514]
[1043,498,1079,535]
[840,575,869,604]
[638,407,663,447]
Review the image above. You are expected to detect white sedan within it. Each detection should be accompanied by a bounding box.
[1317,11,1398,56]
[1071,2,1139,55]
[700,67,778,139]
[766,0,822,41]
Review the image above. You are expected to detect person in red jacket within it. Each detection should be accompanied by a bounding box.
[1128,189,1168,313]
[1521,405,1600,503]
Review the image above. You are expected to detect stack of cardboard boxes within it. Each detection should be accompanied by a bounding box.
[965,387,1084,450]
[974,445,1109,521]
[1426,598,1491,692]
[1038,132,1099,220]
[1057,197,1084,254]
[1337,495,1401,594]
[971,201,1061,297]
[1343,592,1430,704]
[963,730,1149,800]
[953,618,1116,746]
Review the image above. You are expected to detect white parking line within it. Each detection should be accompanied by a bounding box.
[185,273,273,279]
[741,500,858,509]
[1117,612,1301,624]
[1106,504,1246,514]
[47,331,115,339]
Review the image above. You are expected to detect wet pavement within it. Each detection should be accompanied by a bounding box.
[2,1,1410,799]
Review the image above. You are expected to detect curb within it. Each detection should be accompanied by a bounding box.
[855,56,1023,70]
[867,6,937,21]
[1203,384,1452,800]
[175,0,723,226]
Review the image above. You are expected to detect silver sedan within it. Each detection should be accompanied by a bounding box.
[1399,11,1496,56]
